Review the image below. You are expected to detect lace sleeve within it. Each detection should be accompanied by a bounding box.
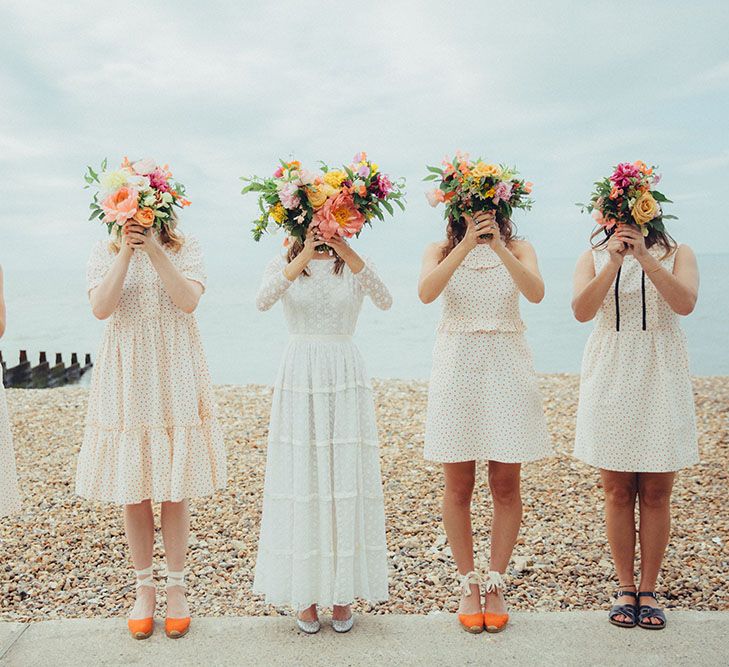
[354,259,392,311]
[256,255,293,311]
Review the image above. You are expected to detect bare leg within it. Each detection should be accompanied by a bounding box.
[161,500,190,618]
[485,462,522,615]
[124,500,156,619]
[637,472,675,624]
[442,461,479,614]
[600,469,638,623]
[332,604,351,621]
[298,604,318,622]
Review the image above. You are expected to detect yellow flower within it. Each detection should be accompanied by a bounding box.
[484,187,496,198]
[323,170,347,188]
[269,202,287,224]
[370,163,379,174]
[471,162,502,179]
[307,183,337,209]
[631,192,658,226]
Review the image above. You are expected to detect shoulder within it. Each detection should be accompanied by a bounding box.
[507,238,536,258]
[180,234,200,250]
[423,241,447,259]
[675,243,695,259]
[90,238,113,258]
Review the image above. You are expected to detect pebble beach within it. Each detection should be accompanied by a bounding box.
[1,376,727,622]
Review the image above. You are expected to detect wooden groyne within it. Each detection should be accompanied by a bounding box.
[1,350,93,388]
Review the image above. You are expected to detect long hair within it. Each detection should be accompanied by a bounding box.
[287,239,345,275]
[441,207,519,261]
[590,224,677,260]
[109,209,184,253]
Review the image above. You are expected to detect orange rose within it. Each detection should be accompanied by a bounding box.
[133,207,156,228]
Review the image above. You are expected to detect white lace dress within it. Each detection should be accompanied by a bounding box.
[0,382,21,518]
[75,237,227,504]
[574,247,698,472]
[424,244,552,463]
[252,255,391,608]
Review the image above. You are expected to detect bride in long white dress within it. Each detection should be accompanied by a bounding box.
[252,228,391,634]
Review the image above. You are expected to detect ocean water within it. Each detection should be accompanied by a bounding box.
[1,254,727,385]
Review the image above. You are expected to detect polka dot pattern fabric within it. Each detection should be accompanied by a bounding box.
[75,236,227,504]
[424,245,552,463]
[252,255,391,608]
[0,382,21,518]
[574,247,698,472]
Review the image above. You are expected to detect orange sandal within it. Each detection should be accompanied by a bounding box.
[164,570,191,639]
[127,566,155,640]
[482,571,509,633]
[457,571,484,634]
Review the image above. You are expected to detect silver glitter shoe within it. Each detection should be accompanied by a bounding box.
[332,614,354,633]
[296,607,321,634]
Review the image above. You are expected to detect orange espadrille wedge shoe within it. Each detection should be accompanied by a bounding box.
[457,571,484,634]
[127,566,155,640]
[164,570,191,639]
[482,570,509,633]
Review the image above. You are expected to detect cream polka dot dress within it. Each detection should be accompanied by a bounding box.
[574,246,698,472]
[0,382,21,518]
[424,244,552,463]
[75,236,227,504]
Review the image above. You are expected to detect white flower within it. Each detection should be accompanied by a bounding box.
[143,195,156,206]
[127,173,150,191]
[292,169,316,187]
[99,169,129,194]
[133,158,156,175]
[161,192,173,204]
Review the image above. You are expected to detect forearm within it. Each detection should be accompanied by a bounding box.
[494,245,544,303]
[572,262,620,322]
[283,250,313,281]
[0,303,5,338]
[90,252,131,319]
[638,255,697,315]
[148,246,202,314]
[419,244,469,303]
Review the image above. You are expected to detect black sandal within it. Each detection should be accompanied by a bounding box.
[608,589,638,628]
[638,591,666,630]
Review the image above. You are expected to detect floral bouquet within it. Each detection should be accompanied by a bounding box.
[424,151,533,233]
[84,157,190,236]
[241,152,405,244]
[576,161,675,236]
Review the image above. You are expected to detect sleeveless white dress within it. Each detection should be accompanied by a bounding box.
[0,383,21,517]
[424,244,552,463]
[253,255,391,608]
[76,237,227,504]
[574,247,698,472]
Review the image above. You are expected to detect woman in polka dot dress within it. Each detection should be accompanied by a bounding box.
[76,218,227,639]
[419,211,552,633]
[253,229,391,635]
[572,223,699,630]
[0,266,21,519]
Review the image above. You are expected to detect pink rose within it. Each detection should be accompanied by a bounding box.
[313,191,365,240]
[277,182,301,210]
[493,181,513,204]
[101,186,138,224]
[273,166,284,178]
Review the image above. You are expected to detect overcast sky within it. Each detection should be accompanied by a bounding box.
[1,0,728,273]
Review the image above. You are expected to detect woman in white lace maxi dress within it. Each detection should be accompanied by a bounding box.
[419,212,551,634]
[253,232,391,633]
[0,266,21,519]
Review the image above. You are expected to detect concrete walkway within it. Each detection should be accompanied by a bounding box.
[1,612,726,666]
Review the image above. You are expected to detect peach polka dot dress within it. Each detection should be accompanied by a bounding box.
[424,244,552,463]
[574,246,698,472]
[75,236,227,504]
[0,382,21,517]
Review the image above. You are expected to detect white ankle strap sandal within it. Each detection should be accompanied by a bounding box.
[460,570,481,596]
[135,566,155,589]
[482,570,506,593]
[165,570,186,590]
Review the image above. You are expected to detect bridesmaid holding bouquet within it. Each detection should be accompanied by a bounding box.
[0,266,21,519]
[573,162,699,631]
[76,158,226,640]
[420,154,552,634]
[246,156,403,634]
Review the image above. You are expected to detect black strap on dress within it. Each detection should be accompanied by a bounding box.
[614,267,647,332]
